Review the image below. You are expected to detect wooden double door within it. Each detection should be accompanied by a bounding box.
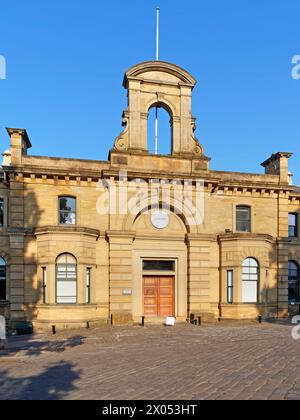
[143,276,175,318]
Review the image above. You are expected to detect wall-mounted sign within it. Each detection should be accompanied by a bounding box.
[122,289,132,296]
[151,211,170,230]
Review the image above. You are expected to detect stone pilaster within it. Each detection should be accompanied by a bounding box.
[277,192,290,317]
[107,231,135,324]
[277,239,289,317]
[187,234,216,318]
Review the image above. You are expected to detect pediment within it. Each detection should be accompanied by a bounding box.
[123,61,196,87]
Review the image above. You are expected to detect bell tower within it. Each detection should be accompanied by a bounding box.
[112,61,210,168]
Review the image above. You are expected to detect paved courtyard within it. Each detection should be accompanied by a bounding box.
[0,321,300,400]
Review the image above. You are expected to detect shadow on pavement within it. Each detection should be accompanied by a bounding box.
[2,335,86,357]
[0,362,80,400]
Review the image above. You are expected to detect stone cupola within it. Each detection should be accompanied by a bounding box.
[112,61,209,166]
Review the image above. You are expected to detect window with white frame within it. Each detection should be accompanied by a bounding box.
[56,254,77,304]
[58,197,76,225]
[289,213,298,238]
[86,268,91,304]
[242,258,259,303]
[227,270,234,304]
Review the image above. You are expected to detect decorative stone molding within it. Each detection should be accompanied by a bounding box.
[34,226,100,239]
[218,233,274,244]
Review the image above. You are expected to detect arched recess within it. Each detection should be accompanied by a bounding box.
[148,102,173,155]
[123,195,202,235]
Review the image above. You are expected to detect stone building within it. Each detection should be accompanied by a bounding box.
[0,60,300,331]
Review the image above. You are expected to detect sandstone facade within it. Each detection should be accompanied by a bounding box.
[0,61,299,331]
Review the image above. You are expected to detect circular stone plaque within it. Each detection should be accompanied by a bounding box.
[151,211,170,230]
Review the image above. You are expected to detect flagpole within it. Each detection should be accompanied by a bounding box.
[155,7,160,155]
[156,7,159,61]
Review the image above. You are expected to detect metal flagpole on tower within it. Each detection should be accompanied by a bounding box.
[155,7,160,155]
[156,7,160,61]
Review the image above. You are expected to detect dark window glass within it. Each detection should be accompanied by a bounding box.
[143,260,175,272]
[56,254,77,304]
[289,213,298,238]
[59,197,76,225]
[236,206,251,232]
[0,199,4,227]
[227,270,233,304]
[0,257,6,301]
[288,261,299,304]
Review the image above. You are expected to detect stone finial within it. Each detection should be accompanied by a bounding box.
[2,149,11,166]
[261,152,293,185]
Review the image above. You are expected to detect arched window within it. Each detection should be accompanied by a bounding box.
[242,258,259,303]
[0,257,6,301]
[56,254,77,304]
[236,206,251,232]
[288,261,300,304]
[58,197,76,225]
[148,105,172,155]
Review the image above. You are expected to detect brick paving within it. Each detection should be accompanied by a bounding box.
[0,321,299,400]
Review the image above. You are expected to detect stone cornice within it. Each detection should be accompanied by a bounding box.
[106,230,136,240]
[2,164,299,196]
[124,61,197,88]
[277,237,300,245]
[186,234,218,243]
[218,233,274,244]
[34,226,100,238]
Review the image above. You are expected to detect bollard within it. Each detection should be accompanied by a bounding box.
[258,315,262,324]
[0,316,6,350]
[198,316,202,326]
[52,325,56,335]
[110,314,114,326]
[141,316,145,327]
[86,321,90,329]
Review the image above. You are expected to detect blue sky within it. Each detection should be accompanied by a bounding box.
[0,0,300,183]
